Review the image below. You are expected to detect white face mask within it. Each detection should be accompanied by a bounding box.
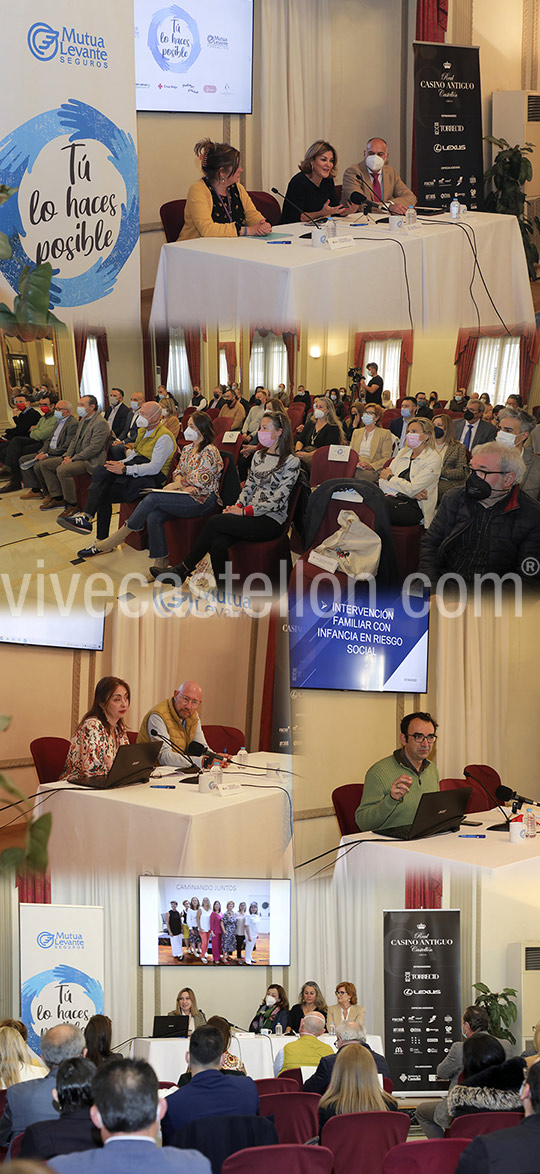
[136,414,148,429]
[314,408,325,420]
[77,405,87,418]
[366,153,385,173]
[362,413,374,426]
[161,408,168,418]
[265,995,277,1007]
[130,400,139,411]
[184,426,198,443]
[496,429,517,447]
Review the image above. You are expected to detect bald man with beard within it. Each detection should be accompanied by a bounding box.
[137,681,217,770]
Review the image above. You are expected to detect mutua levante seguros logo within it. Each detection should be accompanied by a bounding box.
[27,22,108,68]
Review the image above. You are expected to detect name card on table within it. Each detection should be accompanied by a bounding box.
[327,235,355,250]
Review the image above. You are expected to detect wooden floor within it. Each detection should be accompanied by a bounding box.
[157,934,270,967]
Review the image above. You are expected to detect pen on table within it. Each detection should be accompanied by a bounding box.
[266,240,292,244]
[150,784,176,789]
[459,833,486,838]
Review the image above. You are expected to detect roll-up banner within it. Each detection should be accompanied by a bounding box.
[0,2,140,328]
[384,909,461,1095]
[413,43,483,213]
[20,904,104,1055]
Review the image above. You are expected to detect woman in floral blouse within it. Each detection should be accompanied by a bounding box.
[60,677,131,780]
[90,412,223,571]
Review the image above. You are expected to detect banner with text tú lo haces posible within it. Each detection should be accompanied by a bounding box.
[20,903,104,1054]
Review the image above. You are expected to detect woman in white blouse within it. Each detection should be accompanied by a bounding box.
[326,982,366,1030]
[379,417,442,527]
[350,403,393,481]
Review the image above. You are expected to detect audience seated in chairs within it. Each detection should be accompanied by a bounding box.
[0,1025,85,1150]
[0,1027,47,1092]
[456,1059,540,1174]
[84,1017,113,1068]
[446,1033,525,1123]
[432,412,469,501]
[19,1057,99,1161]
[295,396,345,470]
[161,1025,259,1143]
[317,1043,397,1140]
[160,396,181,441]
[29,395,110,519]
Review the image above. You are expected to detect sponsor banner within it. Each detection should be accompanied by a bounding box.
[413,43,483,212]
[384,909,461,1094]
[134,0,254,114]
[20,904,104,1054]
[0,2,140,327]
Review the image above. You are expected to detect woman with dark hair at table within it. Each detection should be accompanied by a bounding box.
[446,1033,525,1120]
[180,139,271,240]
[280,140,350,224]
[250,985,290,1034]
[83,1015,113,1067]
[60,677,130,780]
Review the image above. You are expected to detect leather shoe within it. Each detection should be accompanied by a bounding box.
[149,563,189,585]
[20,488,43,499]
[58,505,78,518]
[0,482,20,494]
[40,497,65,510]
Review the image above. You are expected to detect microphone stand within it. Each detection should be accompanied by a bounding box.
[271,186,327,234]
[149,728,200,777]
[463,769,511,832]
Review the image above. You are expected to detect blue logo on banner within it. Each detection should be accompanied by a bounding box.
[28,23,60,61]
[0,100,139,307]
[148,6,201,73]
[21,965,104,1053]
[37,931,55,949]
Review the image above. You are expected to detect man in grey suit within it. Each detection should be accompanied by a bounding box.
[342,137,416,215]
[0,1024,85,1149]
[50,1058,210,1174]
[453,399,497,451]
[36,395,110,518]
[497,407,540,502]
[19,401,78,499]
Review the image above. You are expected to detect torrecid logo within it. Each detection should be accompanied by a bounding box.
[27,22,109,69]
[37,931,55,949]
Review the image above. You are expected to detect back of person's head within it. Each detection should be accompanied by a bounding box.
[337,1022,366,1045]
[527,1060,540,1111]
[463,1005,489,1034]
[40,1025,85,1069]
[462,1033,505,1080]
[194,139,240,182]
[91,1058,158,1133]
[319,1043,387,1115]
[55,1057,97,1112]
[302,1012,326,1037]
[84,1015,113,1066]
[189,1025,224,1069]
[206,1016,232,1051]
[0,1026,32,1087]
[0,1019,28,1042]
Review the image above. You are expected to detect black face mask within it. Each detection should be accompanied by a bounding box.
[463,409,475,422]
[465,470,491,501]
[434,425,445,439]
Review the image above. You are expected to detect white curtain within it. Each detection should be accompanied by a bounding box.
[260,0,330,198]
[470,337,520,402]
[167,328,192,406]
[249,332,288,391]
[80,336,104,410]
[364,340,402,398]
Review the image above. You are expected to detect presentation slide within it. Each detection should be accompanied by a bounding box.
[139,875,291,967]
[288,586,430,693]
[134,1,254,113]
[0,605,105,651]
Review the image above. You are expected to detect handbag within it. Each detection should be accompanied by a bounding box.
[309,508,381,577]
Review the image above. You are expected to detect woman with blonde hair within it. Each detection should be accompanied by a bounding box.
[379,417,442,527]
[350,402,393,482]
[288,981,328,1034]
[180,139,271,240]
[295,396,345,469]
[432,412,468,501]
[169,987,206,1035]
[0,1026,47,1089]
[318,1043,395,1136]
[281,140,349,223]
[160,395,180,440]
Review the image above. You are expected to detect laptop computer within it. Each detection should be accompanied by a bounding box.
[376,786,473,841]
[152,1015,190,1039]
[68,741,162,790]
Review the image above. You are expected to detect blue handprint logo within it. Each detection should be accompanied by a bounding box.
[21,965,104,1053]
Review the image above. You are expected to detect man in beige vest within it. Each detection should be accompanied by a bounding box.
[137,681,210,770]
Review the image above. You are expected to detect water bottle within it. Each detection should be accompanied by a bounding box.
[405,205,417,230]
[210,760,222,789]
[275,1022,283,1036]
[450,196,460,220]
[328,1020,336,1038]
[326,216,337,239]
[237,746,248,769]
[525,809,536,837]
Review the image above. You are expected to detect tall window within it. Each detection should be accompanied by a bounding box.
[363,339,402,398]
[249,332,288,392]
[80,336,104,409]
[167,328,192,408]
[219,349,229,386]
[469,337,520,403]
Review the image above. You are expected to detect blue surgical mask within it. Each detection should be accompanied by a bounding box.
[54,409,64,421]
[401,408,411,419]
[77,405,87,418]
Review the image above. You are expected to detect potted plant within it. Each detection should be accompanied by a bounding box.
[472,980,518,1045]
[0,183,63,340]
[483,136,540,280]
[0,716,51,875]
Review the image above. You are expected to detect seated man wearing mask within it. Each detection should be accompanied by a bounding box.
[389,397,417,450]
[342,137,416,215]
[20,401,78,500]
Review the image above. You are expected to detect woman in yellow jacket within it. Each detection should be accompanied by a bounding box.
[180,139,272,240]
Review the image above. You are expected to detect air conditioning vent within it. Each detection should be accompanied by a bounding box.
[527,94,540,121]
[525,946,540,970]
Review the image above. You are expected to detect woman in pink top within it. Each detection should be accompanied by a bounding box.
[210,900,223,965]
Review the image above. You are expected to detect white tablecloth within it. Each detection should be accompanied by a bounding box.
[150,213,534,330]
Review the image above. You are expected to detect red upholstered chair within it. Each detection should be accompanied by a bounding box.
[533,404,540,421]
[284,1068,304,1089]
[158,1080,177,1089]
[447,1111,524,1139]
[382,1139,470,1174]
[222,1144,334,1174]
[202,726,246,755]
[255,1078,300,1095]
[218,433,244,464]
[382,1077,394,1095]
[73,470,93,511]
[247,190,282,225]
[258,1092,319,1144]
[0,1088,8,1116]
[391,524,423,582]
[126,731,138,745]
[463,764,502,811]
[309,445,359,488]
[287,404,305,434]
[289,495,377,595]
[214,416,234,439]
[207,407,220,420]
[321,1111,410,1174]
[334,184,343,202]
[30,737,71,785]
[332,784,364,835]
[181,406,197,429]
[382,409,401,428]
[9,1134,24,1160]
[439,777,486,816]
[159,199,186,242]
[227,482,302,589]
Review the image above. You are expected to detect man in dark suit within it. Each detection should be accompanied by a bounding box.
[389,396,417,450]
[104,388,130,442]
[453,399,497,451]
[303,1022,389,1095]
[20,401,78,498]
[19,1056,99,1160]
[51,1058,209,1174]
[0,1024,85,1149]
[0,391,40,471]
[456,1058,540,1174]
[162,1025,259,1143]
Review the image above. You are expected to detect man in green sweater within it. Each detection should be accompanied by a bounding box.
[356,711,439,832]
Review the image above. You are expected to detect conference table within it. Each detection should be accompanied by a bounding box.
[38,752,293,1047]
[150,212,534,331]
[131,1030,385,1082]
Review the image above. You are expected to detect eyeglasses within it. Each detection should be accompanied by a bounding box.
[472,468,501,480]
[408,733,437,744]
[177,694,200,708]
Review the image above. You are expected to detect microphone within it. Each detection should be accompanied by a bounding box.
[496,784,540,811]
[349,192,375,215]
[355,172,394,215]
[271,186,325,231]
[463,769,511,832]
[149,728,199,774]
